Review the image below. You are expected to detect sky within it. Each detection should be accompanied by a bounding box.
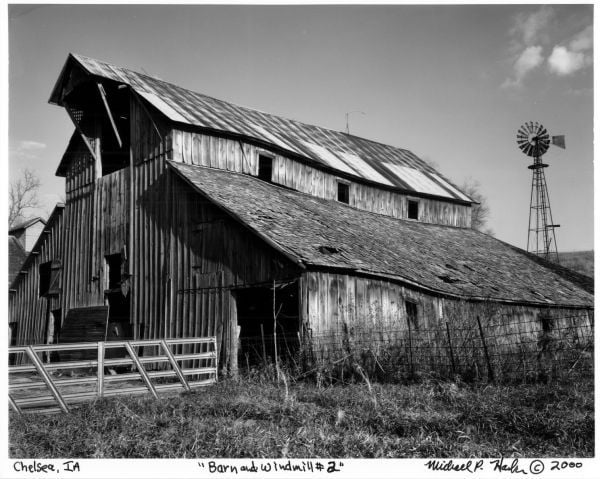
[7,3,595,252]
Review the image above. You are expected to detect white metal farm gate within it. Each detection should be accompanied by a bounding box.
[8,337,218,415]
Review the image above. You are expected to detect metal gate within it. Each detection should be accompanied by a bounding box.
[9,337,218,415]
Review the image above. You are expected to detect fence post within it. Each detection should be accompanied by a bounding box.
[273,280,280,381]
[476,316,495,383]
[406,317,414,377]
[260,324,267,364]
[97,341,104,398]
[445,321,456,376]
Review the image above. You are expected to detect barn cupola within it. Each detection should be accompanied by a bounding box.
[49,54,131,177]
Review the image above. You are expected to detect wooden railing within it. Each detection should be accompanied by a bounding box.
[8,337,218,415]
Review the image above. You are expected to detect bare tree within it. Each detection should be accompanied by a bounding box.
[460,178,493,235]
[9,168,41,228]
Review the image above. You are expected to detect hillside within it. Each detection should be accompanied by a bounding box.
[558,250,594,278]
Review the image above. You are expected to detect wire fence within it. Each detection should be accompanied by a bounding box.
[239,312,594,384]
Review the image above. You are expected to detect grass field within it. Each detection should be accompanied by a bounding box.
[558,250,594,277]
[9,376,594,458]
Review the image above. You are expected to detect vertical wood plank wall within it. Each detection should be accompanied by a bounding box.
[171,129,472,228]
[302,270,592,345]
[60,167,130,312]
[9,209,63,345]
[130,98,300,372]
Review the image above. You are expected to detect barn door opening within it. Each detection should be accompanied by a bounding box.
[234,281,299,367]
[104,253,132,340]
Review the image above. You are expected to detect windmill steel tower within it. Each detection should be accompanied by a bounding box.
[516,121,565,263]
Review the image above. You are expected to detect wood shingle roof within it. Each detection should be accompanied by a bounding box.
[170,162,592,308]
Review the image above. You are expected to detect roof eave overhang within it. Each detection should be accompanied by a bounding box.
[48,53,78,106]
[167,162,592,311]
[305,264,594,310]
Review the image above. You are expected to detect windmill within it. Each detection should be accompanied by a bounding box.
[516,121,565,263]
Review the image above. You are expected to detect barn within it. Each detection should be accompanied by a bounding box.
[9,53,593,379]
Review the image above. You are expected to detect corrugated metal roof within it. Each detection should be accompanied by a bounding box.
[169,162,593,308]
[50,53,473,203]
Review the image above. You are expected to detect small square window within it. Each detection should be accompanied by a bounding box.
[258,155,273,182]
[406,300,419,331]
[408,200,419,220]
[337,182,349,204]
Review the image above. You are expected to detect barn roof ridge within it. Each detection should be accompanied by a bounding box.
[51,53,472,203]
[68,53,413,152]
[168,161,593,309]
[68,53,417,152]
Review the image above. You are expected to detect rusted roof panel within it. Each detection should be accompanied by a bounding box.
[50,53,473,203]
[169,162,593,308]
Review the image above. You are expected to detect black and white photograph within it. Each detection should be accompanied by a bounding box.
[4,2,596,477]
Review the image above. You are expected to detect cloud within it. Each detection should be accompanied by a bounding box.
[503,6,555,88]
[502,45,543,88]
[547,25,593,76]
[504,9,592,87]
[9,140,47,161]
[569,25,593,52]
[514,46,544,78]
[512,6,554,46]
[548,46,589,75]
[20,140,46,150]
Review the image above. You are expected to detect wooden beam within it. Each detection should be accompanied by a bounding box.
[130,90,162,138]
[97,83,122,148]
[65,106,97,162]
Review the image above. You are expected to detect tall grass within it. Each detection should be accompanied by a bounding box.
[9,376,593,458]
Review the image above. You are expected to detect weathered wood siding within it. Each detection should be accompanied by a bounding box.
[133,169,300,370]
[60,167,130,311]
[171,129,471,228]
[9,211,63,346]
[130,99,300,372]
[302,270,593,342]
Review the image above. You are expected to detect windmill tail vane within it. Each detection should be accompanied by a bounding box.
[516,122,565,263]
[552,135,566,149]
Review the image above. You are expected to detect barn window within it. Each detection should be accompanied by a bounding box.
[408,200,419,220]
[337,181,350,204]
[406,300,419,331]
[105,254,123,291]
[540,313,554,333]
[258,155,273,182]
[39,261,52,297]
